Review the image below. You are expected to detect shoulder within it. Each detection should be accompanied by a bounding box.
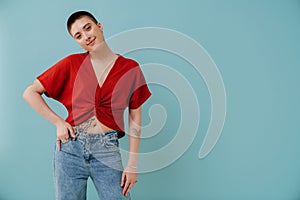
[51,52,89,71]
[43,52,88,74]
[51,52,87,65]
[118,55,140,69]
[116,55,147,80]
[64,52,89,63]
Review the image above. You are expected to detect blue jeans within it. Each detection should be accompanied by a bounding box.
[53,130,131,200]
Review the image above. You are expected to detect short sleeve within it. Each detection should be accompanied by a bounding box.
[36,56,70,100]
[129,65,152,109]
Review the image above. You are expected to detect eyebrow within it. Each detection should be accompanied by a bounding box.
[73,23,91,38]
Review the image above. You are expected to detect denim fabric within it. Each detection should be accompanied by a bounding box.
[53,130,131,200]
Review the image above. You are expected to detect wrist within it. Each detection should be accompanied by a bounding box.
[53,118,65,127]
[125,164,138,173]
[126,165,138,171]
[127,158,138,166]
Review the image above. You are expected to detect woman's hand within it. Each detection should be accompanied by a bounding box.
[55,119,76,151]
[121,166,138,196]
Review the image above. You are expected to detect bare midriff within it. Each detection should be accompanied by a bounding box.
[72,115,113,134]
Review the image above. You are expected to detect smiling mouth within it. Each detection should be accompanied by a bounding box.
[87,38,95,46]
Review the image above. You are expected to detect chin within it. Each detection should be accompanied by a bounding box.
[82,47,90,52]
[84,45,95,52]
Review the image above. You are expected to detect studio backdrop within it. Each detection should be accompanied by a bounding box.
[1,0,300,199]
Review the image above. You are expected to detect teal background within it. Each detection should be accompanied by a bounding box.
[1,0,300,199]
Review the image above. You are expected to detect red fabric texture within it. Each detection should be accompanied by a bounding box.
[37,52,151,137]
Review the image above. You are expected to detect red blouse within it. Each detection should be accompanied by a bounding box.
[37,52,151,138]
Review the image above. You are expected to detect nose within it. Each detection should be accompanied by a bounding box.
[82,32,91,41]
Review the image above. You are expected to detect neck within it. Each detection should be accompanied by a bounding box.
[88,41,116,62]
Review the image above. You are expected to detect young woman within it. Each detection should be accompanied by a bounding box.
[23,11,151,200]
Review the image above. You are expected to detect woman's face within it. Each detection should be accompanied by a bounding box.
[70,16,104,52]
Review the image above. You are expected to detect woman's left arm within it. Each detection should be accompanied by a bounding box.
[121,106,141,196]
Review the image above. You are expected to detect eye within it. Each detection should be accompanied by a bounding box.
[75,34,81,40]
[86,26,91,31]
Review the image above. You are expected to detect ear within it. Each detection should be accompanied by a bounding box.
[97,22,103,31]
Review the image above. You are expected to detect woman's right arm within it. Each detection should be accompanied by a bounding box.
[22,79,75,150]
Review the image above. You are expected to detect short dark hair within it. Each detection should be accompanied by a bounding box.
[67,11,98,34]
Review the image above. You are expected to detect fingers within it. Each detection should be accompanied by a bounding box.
[56,122,76,148]
[122,180,136,196]
[57,133,69,143]
[121,172,137,196]
[122,178,130,196]
[125,183,134,196]
[56,133,69,151]
[57,139,61,151]
[68,125,76,139]
[121,171,125,187]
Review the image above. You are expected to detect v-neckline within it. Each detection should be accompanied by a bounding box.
[86,52,121,89]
